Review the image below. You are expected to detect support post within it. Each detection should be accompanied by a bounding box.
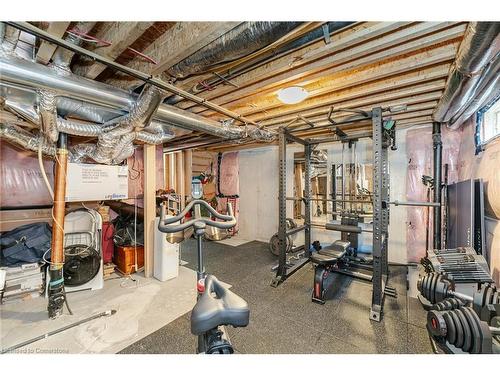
[176,151,185,209]
[144,144,156,278]
[331,164,337,220]
[432,122,442,250]
[304,142,312,257]
[274,128,288,285]
[48,133,68,319]
[370,107,389,322]
[184,150,193,202]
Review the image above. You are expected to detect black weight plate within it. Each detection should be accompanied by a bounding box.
[449,310,464,348]
[473,286,485,314]
[485,286,494,305]
[450,310,463,348]
[441,299,451,311]
[455,309,471,353]
[470,304,492,354]
[493,291,500,304]
[448,298,457,310]
[426,273,436,300]
[443,312,456,344]
[430,273,439,303]
[462,307,480,354]
[423,274,431,300]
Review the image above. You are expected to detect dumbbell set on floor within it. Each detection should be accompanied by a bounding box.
[427,306,496,354]
[418,272,500,315]
[418,272,500,354]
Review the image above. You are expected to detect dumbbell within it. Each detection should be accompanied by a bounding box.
[427,306,496,354]
[418,272,473,304]
[473,283,500,316]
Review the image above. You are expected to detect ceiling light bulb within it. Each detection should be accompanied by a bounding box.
[277,86,308,104]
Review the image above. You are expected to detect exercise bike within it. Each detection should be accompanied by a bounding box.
[158,199,250,354]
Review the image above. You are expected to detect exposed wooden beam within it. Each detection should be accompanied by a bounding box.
[255,79,446,127]
[175,22,410,110]
[187,24,465,117]
[35,22,70,64]
[72,22,154,79]
[104,22,240,90]
[196,41,459,123]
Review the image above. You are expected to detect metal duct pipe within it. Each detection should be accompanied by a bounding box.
[0,54,274,141]
[163,138,222,153]
[4,99,40,124]
[433,22,500,127]
[167,22,302,79]
[450,57,500,127]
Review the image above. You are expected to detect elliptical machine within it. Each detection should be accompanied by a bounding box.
[158,198,250,354]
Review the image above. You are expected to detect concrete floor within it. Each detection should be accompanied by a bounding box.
[121,239,433,354]
[1,266,200,353]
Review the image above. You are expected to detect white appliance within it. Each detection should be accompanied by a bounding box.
[154,217,179,282]
[46,209,103,295]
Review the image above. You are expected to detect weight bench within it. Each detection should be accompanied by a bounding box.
[311,240,350,304]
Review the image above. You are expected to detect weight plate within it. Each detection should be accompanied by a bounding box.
[450,310,464,348]
[455,309,472,353]
[461,307,480,354]
[443,299,453,311]
[422,274,431,300]
[431,273,440,304]
[493,291,500,304]
[485,286,494,305]
[443,311,456,344]
[269,234,292,256]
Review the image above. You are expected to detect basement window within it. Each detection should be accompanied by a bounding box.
[476,96,500,148]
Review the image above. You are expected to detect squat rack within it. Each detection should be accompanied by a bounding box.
[271,106,400,322]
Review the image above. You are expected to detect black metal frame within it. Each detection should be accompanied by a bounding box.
[271,107,396,322]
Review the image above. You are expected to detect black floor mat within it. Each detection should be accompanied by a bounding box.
[120,239,432,354]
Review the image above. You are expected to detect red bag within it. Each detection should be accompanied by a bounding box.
[101,222,115,263]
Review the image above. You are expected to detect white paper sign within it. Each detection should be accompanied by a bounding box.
[66,163,128,202]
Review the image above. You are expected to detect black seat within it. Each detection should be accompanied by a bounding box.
[191,275,250,335]
[311,248,345,265]
[310,240,350,265]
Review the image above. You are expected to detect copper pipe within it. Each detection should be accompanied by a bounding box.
[50,133,68,267]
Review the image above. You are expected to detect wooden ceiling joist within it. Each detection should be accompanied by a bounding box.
[175,22,464,114]
[35,22,71,64]
[103,22,240,90]
[72,22,155,79]
[198,41,460,122]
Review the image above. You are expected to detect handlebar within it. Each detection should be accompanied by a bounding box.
[158,199,236,234]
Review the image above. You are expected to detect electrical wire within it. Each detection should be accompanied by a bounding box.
[38,139,54,199]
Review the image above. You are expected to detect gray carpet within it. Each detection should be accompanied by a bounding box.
[120,239,432,354]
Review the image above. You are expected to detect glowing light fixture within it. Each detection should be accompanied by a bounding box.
[277,86,308,104]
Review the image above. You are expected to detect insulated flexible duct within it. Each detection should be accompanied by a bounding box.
[433,22,500,128]
[167,22,302,79]
[0,122,55,156]
[51,22,96,75]
[38,89,59,142]
[70,84,168,164]
[0,24,20,56]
